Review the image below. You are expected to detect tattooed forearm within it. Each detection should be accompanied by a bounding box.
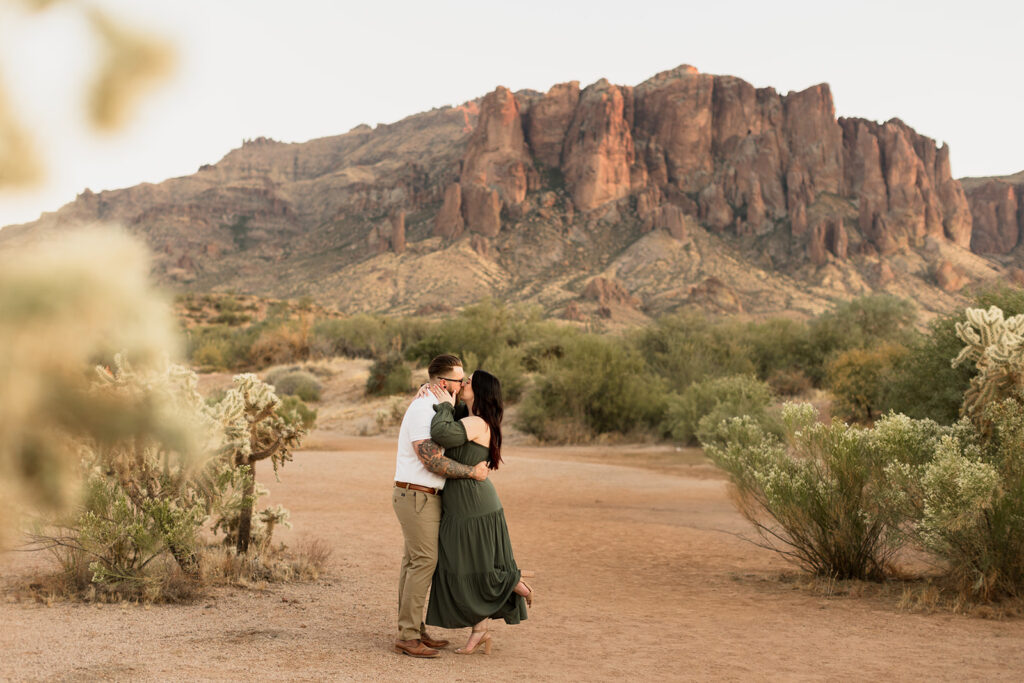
[415,440,475,479]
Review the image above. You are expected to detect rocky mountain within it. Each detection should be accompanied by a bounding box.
[960,171,1024,277]
[0,65,1012,321]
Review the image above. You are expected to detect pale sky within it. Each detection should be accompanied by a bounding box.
[1,0,1021,229]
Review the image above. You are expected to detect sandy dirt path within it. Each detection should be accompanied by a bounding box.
[3,436,1023,681]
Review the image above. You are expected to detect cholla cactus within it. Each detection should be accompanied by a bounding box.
[953,306,1024,430]
[211,483,292,550]
[84,355,232,577]
[213,373,306,554]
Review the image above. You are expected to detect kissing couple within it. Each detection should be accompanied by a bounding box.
[392,354,534,657]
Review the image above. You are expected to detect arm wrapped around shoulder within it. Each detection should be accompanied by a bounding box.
[431,402,468,448]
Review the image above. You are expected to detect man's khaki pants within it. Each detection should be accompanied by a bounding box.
[393,487,442,641]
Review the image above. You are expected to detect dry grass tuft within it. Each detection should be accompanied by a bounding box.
[202,537,332,586]
[13,537,332,605]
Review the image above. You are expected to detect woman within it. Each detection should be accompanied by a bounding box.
[424,370,533,655]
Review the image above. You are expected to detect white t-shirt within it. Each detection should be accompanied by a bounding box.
[394,395,446,490]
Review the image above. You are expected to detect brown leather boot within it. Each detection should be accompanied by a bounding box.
[394,639,440,658]
[419,632,450,649]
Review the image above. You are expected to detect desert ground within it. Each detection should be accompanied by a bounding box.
[3,362,1024,681]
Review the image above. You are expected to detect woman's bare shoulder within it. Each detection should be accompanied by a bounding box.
[460,416,490,444]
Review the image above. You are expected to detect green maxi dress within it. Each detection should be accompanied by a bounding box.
[425,402,528,628]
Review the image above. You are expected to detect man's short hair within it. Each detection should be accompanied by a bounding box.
[427,354,463,380]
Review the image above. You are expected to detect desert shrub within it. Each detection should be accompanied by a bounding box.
[881,315,973,424]
[186,323,263,371]
[366,354,412,396]
[249,322,311,368]
[878,404,1024,602]
[633,312,756,389]
[973,283,1024,315]
[476,345,528,402]
[210,310,251,325]
[740,317,817,383]
[826,343,909,423]
[313,314,419,358]
[766,368,813,397]
[804,295,917,384]
[265,300,292,320]
[406,299,540,364]
[923,400,1024,600]
[30,363,310,599]
[514,320,580,371]
[662,374,777,446]
[893,305,1024,600]
[810,294,917,350]
[705,403,903,580]
[277,394,318,430]
[517,335,665,440]
[878,306,1024,602]
[67,470,210,587]
[881,287,1024,424]
[265,368,323,402]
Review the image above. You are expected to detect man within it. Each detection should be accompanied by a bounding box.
[392,353,488,658]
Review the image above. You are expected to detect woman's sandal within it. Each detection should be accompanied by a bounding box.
[455,629,492,655]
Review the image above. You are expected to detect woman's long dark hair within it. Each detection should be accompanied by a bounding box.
[471,370,503,469]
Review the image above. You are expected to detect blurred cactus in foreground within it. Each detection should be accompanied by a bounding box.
[1,0,174,188]
[0,229,181,543]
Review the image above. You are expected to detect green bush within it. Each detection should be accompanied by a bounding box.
[881,315,973,424]
[313,314,431,359]
[804,295,917,384]
[766,368,813,397]
[826,343,908,423]
[277,395,318,430]
[186,323,264,371]
[366,354,411,396]
[878,404,1024,602]
[662,374,776,446]
[973,283,1024,314]
[475,345,528,402]
[889,304,1024,600]
[405,299,539,364]
[706,403,903,580]
[937,400,1024,599]
[265,368,323,402]
[740,317,816,384]
[73,471,208,588]
[881,287,1024,425]
[517,335,665,440]
[633,312,756,389]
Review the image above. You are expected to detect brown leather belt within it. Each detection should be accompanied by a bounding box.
[395,481,440,495]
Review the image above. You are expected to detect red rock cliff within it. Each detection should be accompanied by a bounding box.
[438,65,973,262]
